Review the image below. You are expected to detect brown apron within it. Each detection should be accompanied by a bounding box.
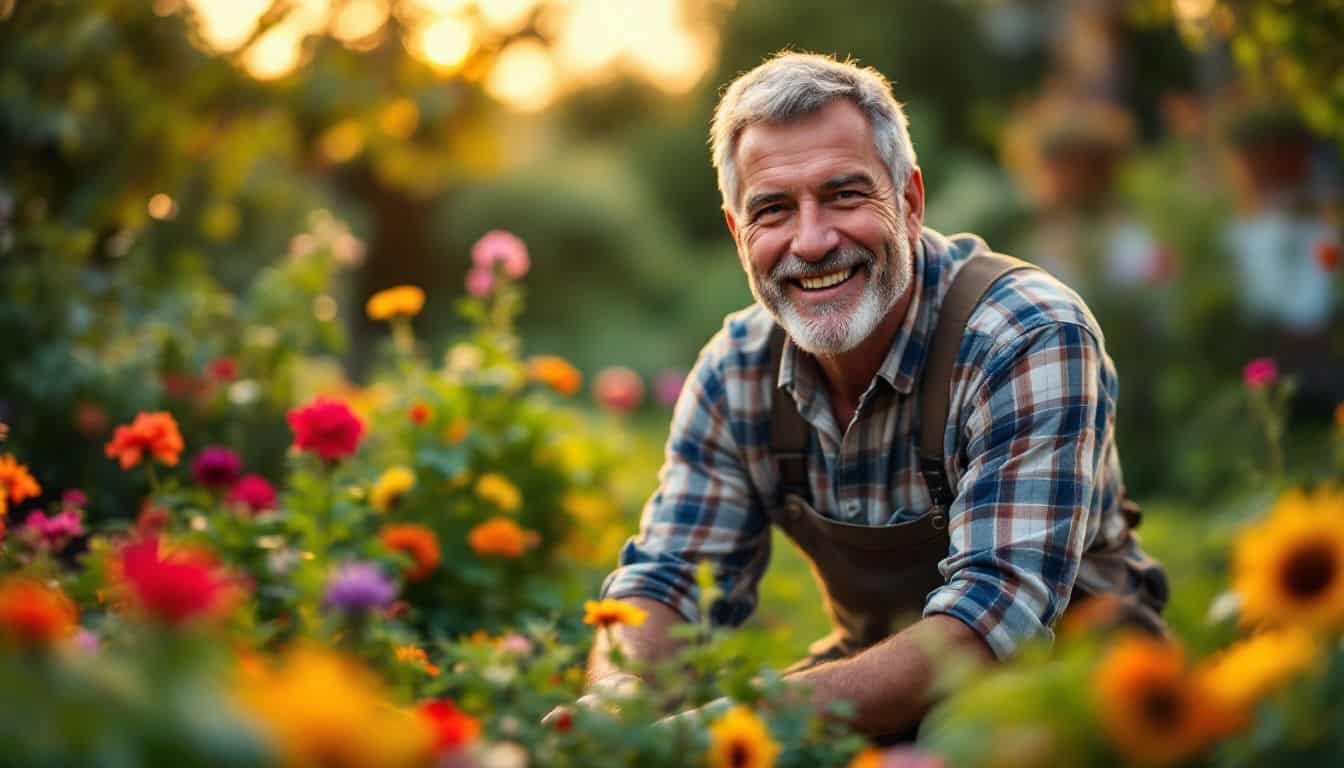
[765,255,1167,737]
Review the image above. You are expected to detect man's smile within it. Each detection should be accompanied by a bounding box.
[786,265,866,304]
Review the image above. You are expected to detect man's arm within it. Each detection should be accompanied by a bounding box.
[585,597,686,686]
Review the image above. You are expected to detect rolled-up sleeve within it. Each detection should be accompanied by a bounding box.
[923,322,1106,659]
[600,349,770,626]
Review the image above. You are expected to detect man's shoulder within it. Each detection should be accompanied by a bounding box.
[697,303,776,377]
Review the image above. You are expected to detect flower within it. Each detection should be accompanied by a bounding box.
[323,562,397,615]
[475,473,521,513]
[288,397,365,461]
[418,699,481,754]
[408,402,432,425]
[118,536,235,626]
[236,646,432,768]
[226,474,277,515]
[0,578,77,648]
[370,466,417,513]
[527,355,583,396]
[1317,239,1340,271]
[206,356,238,382]
[497,632,533,656]
[850,748,946,768]
[707,706,780,768]
[104,411,184,469]
[442,419,470,445]
[465,266,495,297]
[1234,487,1344,632]
[191,445,242,489]
[472,229,530,278]
[22,509,83,551]
[1242,357,1278,388]
[395,645,441,676]
[1093,636,1225,766]
[380,524,441,581]
[467,517,539,558]
[61,489,88,509]
[583,598,648,629]
[365,285,425,321]
[135,502,171,535]
[73,401,108,437]
[1197,628,1318,726]
[0,453,41,510]
[594,366,645,413]
[654,369,687,407]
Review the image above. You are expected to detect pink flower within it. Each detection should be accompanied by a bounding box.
[1242,357,1279,388]
[227,474,277,515]
[287,398,364,461]
[654,369,687,408]
[22,509,84,551]
[497,633,533,656]
[593,366,645,414]
[465,266,495,297]
[192,446,242,489]
[471,230,530,278]
[61,489,88,509]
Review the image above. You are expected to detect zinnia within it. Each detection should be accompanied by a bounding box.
[288,397,365,461]
[526,355,583,396]
[323,562,397,615]
[467,517,538,558]
[226,474,278,515]
[707,706,780,768]
[0,578,77,648]
[1242,357,1278,389]
[105,411,184,469]
[408,402,432,425]
[22,509,83,551]
[365,285,425,321]
[118,535,234,626]
[583,598,648,629]
[0,453,41,509]
[192,446,242,489]
[419,699,481,754]
[380,524,441,581]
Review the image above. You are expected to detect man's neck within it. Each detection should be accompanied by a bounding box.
[812,288,913,421]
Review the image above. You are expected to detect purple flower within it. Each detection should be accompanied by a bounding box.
[654,369,687,408]
[72,628,100,654]
[192,446,242,489]
[23,509,84,551]
[322,562,397,614]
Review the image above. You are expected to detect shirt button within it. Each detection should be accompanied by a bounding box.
[843,499,861,514]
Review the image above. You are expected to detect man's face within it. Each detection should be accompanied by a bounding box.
[726,99,917,356]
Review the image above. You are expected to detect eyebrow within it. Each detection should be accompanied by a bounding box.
[821,172,876,191]
[744,191,789,214]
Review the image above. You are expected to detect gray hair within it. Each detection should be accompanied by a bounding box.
[710,52,917,215]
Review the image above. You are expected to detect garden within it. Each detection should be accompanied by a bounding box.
[2,1,1344,766]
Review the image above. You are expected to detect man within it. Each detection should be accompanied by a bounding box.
[590,52,1168,739]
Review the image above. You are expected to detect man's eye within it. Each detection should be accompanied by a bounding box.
[836,190,864,200]
[754,204,785,220]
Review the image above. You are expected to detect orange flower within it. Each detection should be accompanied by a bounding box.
[527,355,583,396]
[467,517,539,558]
[583,598,648,629]
[105,412,184,469]
[442,419,470,446]
[381,524,442,581]
[0,453,42,510]
[0,578,78,648]
[1093,636,1228,766]
[366,285,425,321]
[408,402,432,425]
[395,645,441,676]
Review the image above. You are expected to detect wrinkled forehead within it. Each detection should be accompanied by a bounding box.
[734,100,887,200]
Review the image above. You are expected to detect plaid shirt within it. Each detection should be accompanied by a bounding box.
[602,228,1157,659]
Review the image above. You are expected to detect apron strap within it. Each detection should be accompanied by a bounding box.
[917,254,1036,510]
[768,325,812,503]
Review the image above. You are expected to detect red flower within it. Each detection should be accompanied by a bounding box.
[1242,357,1279,389]
[206,356,238,382]
[117,536,234,626]
[226,474,277,515]
[418,699,481,753]
[408,402,432,425]
[1318,240,1341,272]
[105,412,184,469]
[287,398,364,461]
[191,446,242,489]
[593,366,645,413]
[0,578,77,648]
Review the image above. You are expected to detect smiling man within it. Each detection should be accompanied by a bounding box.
[590,53,1169,740]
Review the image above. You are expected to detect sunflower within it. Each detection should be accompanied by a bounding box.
[1093,636,1226,766]
[370,467,416,513]
[380,524,441,581]
[365,285,425,321]
[1197,628,1319,727]
[583,598,648,629]
[0,453,41,509]
[707,706,780,768]
[1234,487,1344,632]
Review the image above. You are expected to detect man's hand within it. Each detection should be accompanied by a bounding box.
[541,672,644,729]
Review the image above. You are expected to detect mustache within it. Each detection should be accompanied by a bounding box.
[768,246,875,282]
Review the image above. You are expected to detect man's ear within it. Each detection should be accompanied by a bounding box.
[722,205,739,242]
[902,167,925,240]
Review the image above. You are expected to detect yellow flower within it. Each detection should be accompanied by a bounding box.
[1093,636,1226,766]
[582,598,648,629]
[1197,629,1318,722]
[475,473,521,513]
[1234,487,1344,633]
[370,467,416,513]
[706,706,780,768]
[235,646,432,768]
[365,285,425,321]
[467,517,539,558]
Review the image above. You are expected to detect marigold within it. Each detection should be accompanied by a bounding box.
[467,517,538,558]
[104,411,184,469]
[707,706,780,768]
[1093,636,1227,766]
[583,598,648,629]
[370,466,416,513]
[475,472,521,513]
[395,645,441,676]
[366,285,426,321]
[527,355,583,396]
[1234,487,1344,632]
[381,524,441,581]
[0,453,41,509]
[1197,628,1318,730]
[288,398,365,461]
[0,578,77,648]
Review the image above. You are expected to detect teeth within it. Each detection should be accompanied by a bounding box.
[799,268,854,290]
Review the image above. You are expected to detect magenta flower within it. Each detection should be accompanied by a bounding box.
[23,509,84,551]
[471,230,530,279]
[465,266,495,297]
[226,474,277,515]
[322,562,397,615]
[61,489,88,509]
[654,369,687,408]
[192,446,242,489]
[1242,357,1279,388]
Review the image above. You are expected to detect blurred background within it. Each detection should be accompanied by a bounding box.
[2,1,1342,651]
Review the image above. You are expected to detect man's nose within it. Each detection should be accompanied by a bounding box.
[790,201,839,262]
